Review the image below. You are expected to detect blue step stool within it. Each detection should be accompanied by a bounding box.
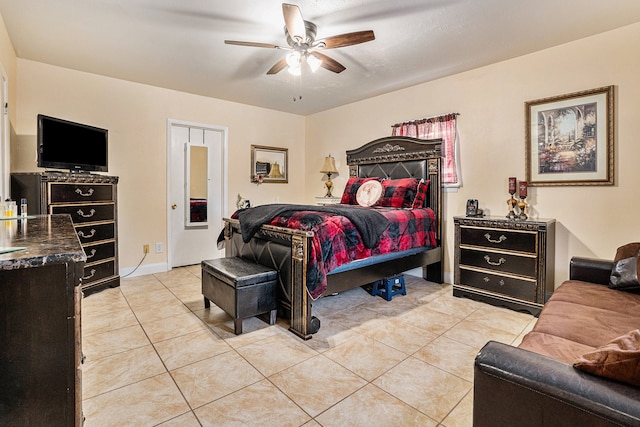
[371,275,406,301]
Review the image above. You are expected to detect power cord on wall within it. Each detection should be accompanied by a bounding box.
[121,253,147,278]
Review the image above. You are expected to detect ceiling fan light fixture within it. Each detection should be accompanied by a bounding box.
[306,53,322,72]
[286,51,301,68]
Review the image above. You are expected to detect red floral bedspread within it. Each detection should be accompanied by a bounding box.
[266,207,437,299]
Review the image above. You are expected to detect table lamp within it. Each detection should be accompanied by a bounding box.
[320,155,339,197]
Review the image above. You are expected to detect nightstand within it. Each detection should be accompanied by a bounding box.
[315,196,341,205]
[453,216,555,316]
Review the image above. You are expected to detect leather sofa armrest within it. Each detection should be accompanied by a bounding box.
[474,341,640,427]
[569,256,614,285]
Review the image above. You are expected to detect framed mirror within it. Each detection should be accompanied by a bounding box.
[251,145,288,183]
[185,143,209,226]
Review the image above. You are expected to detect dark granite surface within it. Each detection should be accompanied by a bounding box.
[0,214,86,270]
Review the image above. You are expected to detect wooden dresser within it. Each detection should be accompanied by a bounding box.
[0,215,86,426]
[11,171,119,295]
[453,216,555,316]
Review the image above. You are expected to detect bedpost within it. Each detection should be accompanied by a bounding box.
[289,234,314,339]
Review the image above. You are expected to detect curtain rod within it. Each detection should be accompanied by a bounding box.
[391,112,459,128]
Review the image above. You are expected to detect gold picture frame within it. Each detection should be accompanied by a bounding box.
[251,145,288,183]
[525,85,614,186]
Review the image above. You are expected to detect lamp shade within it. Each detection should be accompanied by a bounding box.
[320,155,338,174]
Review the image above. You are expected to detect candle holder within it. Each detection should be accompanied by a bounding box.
[507,192,518,219]
[517,196,528,220]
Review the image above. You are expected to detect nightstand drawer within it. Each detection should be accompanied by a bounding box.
[51,202,115,223]
[75,222,114,244]
[460,226,537,253]
[460,248,536,277]
[49,183,114,203]
[83,241,116,264]
[460,268,537,302]
[82,260,116,284]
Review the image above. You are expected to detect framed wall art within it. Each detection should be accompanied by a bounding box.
[251,145,288,183]
[525,85,614,186]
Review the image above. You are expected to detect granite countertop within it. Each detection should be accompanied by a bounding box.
[0,215,86,270]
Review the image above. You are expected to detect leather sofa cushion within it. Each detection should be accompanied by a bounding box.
[574,329,640,386]
[519,280,640,363]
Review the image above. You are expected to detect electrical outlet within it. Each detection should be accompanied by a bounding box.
[155,242,163,254]
[143,244,149,254]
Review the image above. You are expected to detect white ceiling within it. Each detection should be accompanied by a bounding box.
[1,0,640,116]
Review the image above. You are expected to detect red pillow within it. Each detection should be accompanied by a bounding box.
[340,177,381,205]
[412,179,430,208]
[378,178,420,208]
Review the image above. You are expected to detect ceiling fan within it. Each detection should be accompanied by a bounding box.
[224,3,375,75]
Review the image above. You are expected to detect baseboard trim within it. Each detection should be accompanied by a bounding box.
[120,262,168,278]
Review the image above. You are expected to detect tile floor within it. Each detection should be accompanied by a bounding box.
[81,266,537,426]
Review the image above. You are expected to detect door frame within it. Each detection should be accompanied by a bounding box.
[166,118,228,270]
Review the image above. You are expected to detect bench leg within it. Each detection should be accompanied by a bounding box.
[234,318,243,335]
[204,296,210,309]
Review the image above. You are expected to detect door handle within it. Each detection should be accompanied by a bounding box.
[171,204,177,209]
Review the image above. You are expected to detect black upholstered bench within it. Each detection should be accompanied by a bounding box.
[201,257,278,335]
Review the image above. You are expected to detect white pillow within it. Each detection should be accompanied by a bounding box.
[356,180,383,207]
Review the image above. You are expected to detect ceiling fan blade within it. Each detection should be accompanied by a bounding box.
[224,40,283,49]
[317,30,375,49]
[310,52,346,74]
[282,3,306,43]
[267,57,288,75]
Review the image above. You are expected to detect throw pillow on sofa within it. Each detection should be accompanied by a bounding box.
[574,329,640,386]
[609,242,640,291]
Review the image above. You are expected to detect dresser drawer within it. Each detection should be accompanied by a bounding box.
[75,222,114,244]
[49,183,113,203]
[50,202,115,223]
[459,268,537,302]
[460,248,537,277]
[83,241,116,264]
[460,226,537,253]
[82,260,116,285]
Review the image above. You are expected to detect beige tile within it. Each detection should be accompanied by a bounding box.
[443,319,517,352]
[157,411,201,427]
[119,276,166,296]
[82,288,130,316]
[315,383,438,427]
[83,373,189,426]
[401,306,462,335]
[512,317,538,346]
[124,287,184,310]
[171,351,264,408]
[82,306,139,337]
[373,357,471,422]
[154,329,232,370]
[154,268,200,287]
[269,354,367,417]
[441,389,474,427]
[194,379,311,426]
[365,317,438,355]
[209,316,281,347]
[169,281,206,311]
[82,344,167,399]
[235,332,318,376]
[83,324,150,361]
[466,304,534,335]
[413,336,478,382]
[141,311,209,343]
[425,293,482,318]
[323,335,407,381]
[133,300,193,323]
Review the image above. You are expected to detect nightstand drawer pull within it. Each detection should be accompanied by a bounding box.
[484,233,507,244]
[77,208,96,218]
[483,276,505,286]
[75,187,94,197]
[83,269,96,280]
[484,255,506,266]
[86,249,97,259]
[77,229,96,239]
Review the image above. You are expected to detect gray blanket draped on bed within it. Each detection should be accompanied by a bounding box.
[236,204,391,248]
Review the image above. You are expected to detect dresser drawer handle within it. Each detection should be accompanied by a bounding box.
[484,233,507,244]
[77,208,96,218]
[83,269,96,280]
[86,248,97,259]
[77,229,96,239]
[75,188,95,197]
[483,276,490,282]
[484,255,506,266]
[499,279,505,286]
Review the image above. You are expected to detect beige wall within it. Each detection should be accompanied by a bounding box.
[305,23,640,287]
[12,60,306,270]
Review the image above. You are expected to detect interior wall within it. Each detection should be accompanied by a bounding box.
[12,59,306,271]
[305,22,640,287]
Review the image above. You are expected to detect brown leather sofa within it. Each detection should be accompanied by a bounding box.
[474,257,640,427]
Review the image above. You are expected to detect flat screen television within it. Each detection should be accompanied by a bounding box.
[37,114,108,172]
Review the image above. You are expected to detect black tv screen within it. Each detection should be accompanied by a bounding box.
[37,114,108,172]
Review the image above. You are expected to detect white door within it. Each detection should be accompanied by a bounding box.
[168,120,227,268]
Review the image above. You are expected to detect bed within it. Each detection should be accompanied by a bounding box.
[222,136,443,339]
